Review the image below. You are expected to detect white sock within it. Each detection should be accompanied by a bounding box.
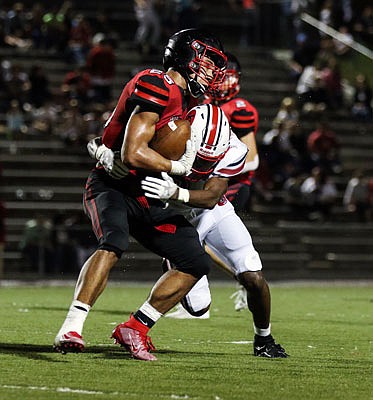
[254,323,271,337]
[139,301,163,322]
[56,300,91,337]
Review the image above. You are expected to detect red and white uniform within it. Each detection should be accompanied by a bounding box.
[220,97,259,201]
[172,133,262,314]
[189,133,262,276]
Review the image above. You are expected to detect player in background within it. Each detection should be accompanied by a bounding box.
[141,104,288,358]
[54,28,227,361]
[208,52,259,213]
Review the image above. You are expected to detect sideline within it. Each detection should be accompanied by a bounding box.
[1,279,373,288]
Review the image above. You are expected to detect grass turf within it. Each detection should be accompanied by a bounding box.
[0,283,372,400]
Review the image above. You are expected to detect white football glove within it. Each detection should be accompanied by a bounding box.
[87,137,102,159]
[87,137,129,179]
[141,172,178,200]
[141,172,190,202]
[170,139,197,176]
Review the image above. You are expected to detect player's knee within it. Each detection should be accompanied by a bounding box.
[181,298,211,316]
[238,270,266,292]
[97,244,123,259]
[174,256,212,278]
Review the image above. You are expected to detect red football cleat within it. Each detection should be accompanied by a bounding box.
[53,331,85,354]
[111,323,157,361]
[145,335,157,352]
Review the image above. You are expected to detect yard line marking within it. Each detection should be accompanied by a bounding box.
[1,385,201,399]
[1,385,108,395]
[188,340,253,345]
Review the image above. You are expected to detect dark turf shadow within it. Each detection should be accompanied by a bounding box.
[0,342,226,362]
[29,306,133,316]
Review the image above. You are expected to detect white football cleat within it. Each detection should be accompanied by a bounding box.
[230,286,247,311]
[165,304,210,319]
[53,331,85,354]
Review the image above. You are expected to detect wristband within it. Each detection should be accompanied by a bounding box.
[177,187,190,203]
[170,160,184,175]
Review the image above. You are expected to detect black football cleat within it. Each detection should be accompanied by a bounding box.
[253,334,288,358]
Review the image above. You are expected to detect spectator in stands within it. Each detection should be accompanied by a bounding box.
[66,14,92,65]
[352,5,373,46]
[300,166,338,221]
[228,0,258,47]
[307,120,342,174]
[133,0,161,55]
[28,64,50,108]
[295,60,328,113]
[28,100,56,136]
[283,171,307,220]
[6,99,26,139]
[351,73,372,122]
[55,99,86,146]
[0,58,9,112]
[86,35,115,103]
[90,11,119,49]
[41,1,73,53]
[28,3,45,49]
[83,104,106,140]
[3,2,32,49]
[4,62,30,106]
[333,25,353,57]
[319,0,334,31]
[288,32,319,80]
[321,57,343,110]
[286,119,313,173]
[275,96,299,124]
[61,66,92,104]
[343,169,371,222]
[261,119,298,187]
[19,214,54,274]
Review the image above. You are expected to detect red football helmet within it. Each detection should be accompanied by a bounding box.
[208,52,241,103]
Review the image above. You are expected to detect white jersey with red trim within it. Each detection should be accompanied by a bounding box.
[211,132,248,179]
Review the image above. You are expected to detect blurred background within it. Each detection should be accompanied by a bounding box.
[0,0,372,282]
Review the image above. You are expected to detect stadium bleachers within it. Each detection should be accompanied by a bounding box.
[1,3,373,281]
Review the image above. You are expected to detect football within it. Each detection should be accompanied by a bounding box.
[150,119,191,160]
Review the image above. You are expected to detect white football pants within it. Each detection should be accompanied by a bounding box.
[183,200,262,313]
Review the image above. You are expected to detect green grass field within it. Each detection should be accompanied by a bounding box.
[0,282,372,400]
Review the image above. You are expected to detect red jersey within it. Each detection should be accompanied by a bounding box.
[220,97,258,138]
[103,68,198,151]
[86,45,115,78]
[220,97,258,186]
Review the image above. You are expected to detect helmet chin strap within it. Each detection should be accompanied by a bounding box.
[187,77,206,98]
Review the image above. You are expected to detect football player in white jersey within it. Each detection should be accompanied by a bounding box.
[141,104,288,358]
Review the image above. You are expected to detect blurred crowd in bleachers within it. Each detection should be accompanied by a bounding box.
[0,0,373,274]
